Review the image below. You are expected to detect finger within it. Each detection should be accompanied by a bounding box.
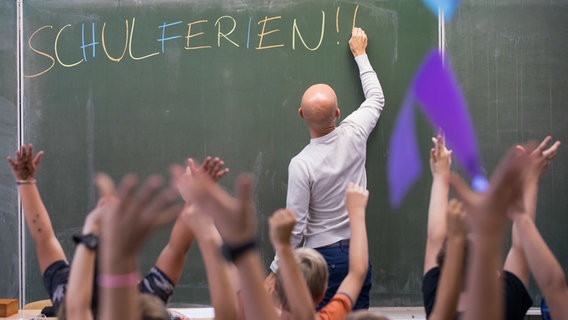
[19,145,27,159]
[133,175,165,212]
[188,158,200,176]
[542,140,561,159]
[201,156,213,173]
[534,136,552,153]
[215,167,230,181]
[146,188,182,226]
[96,173,117,198]
[7,156,17,170]
[33,151,44,167]
[117,174,139,208]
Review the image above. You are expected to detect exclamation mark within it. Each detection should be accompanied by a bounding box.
[336,6,340,45]
[352,5,359,29]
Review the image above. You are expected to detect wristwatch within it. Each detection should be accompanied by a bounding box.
[72,233,99,250]
[221,239,257,262]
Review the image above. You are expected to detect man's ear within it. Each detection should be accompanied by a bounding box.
[298,107,304,119]
[335,107,341,119]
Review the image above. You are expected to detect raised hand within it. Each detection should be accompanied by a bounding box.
[349,27,368,57]
[429,133,452,177]
[7,144,44,181]
[345,182,369,219]
[177,156,230,203]
[103,175,182,258]
[182,159,255,246]
[518,136,560,181]
[269,209,296,250]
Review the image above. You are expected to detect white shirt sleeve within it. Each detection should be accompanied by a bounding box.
[341,53,385,138]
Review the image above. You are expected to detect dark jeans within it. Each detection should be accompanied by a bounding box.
[315,240,372,310]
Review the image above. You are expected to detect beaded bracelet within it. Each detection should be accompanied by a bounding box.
[16,179,36,185]
[98,272,140,288]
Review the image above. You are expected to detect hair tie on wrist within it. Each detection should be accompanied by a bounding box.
[16,179,36,185]
[98,272,140,288]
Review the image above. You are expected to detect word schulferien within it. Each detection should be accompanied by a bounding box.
[25,5,360,78]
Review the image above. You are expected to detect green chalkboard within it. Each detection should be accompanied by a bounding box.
[0,0,19,300]
[446,0,568,304]
[20,0,438,306]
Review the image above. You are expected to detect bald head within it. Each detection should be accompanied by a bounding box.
[299,84,340,135]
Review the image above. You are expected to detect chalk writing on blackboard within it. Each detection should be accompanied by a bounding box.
[25,5,359,78]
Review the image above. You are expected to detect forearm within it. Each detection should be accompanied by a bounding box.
[337,213,368,299]
[155,218,194,285]
[66,223,98,319]
[356,54,384,106]
[235,251,279,320]
[430,235,465,320]
[66,245,95,320]
[18,184,55,242]
[198,230,239,320]
[276,245,315,319]
[427,175,450,241]
[99,243,139,320]
[516,215,567,297]
[464,236,504,320]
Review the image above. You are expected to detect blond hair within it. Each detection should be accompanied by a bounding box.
[275,247,328,310]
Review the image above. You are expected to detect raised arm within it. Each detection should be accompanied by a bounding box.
[335,183,369,304]
[182,163,279,320]
[154,157,229,288]
[98,175,181,320]
[504,136,560,285]
[451,144,530,320]
[429,199,467,320]
[424,134,452,274]
[511,212,568,319]
[342,27,385,136]
[7,145,66,273]
[180,204,239,320]
[65,174,115,320]
[269,209,315,320]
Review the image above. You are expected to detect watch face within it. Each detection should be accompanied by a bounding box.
[83,235,98,249]
[74,234,99,250]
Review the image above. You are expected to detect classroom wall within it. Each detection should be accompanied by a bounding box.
[7,0,568,308]
[0,0,19,301]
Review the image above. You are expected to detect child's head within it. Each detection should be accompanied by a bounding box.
[346,310,391,320]
[139,293,170,320]
[275,248,329,310]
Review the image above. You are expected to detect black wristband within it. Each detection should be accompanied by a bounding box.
[221,239,257,262]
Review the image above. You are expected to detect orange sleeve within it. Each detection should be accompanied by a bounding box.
[316,293,353,320]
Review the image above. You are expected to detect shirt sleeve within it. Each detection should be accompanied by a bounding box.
[341,53,385,139]
[270,158,311,273]
[317,292,353,320]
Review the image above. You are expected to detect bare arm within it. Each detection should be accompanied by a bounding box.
[65,206,101,320]
[156,156,229,285]
[513,214,568,319]
[181,205,239,320]
[336,183,369,303]
[7,145,66,273]
[269,209,315,320]
[504,136,560,286]
[429,199,466,320]
[99,175,181,320]
[451,144,531,320]
[181,164,279,320]
[424,134,452,274]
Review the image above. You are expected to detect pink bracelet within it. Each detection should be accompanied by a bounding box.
[98,272,140,288]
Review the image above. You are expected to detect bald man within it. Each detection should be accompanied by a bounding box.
[268,28,385,310]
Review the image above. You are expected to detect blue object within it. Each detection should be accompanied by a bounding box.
[471,175,489,192]
[541,298,552,320]
[422,0,461,21]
